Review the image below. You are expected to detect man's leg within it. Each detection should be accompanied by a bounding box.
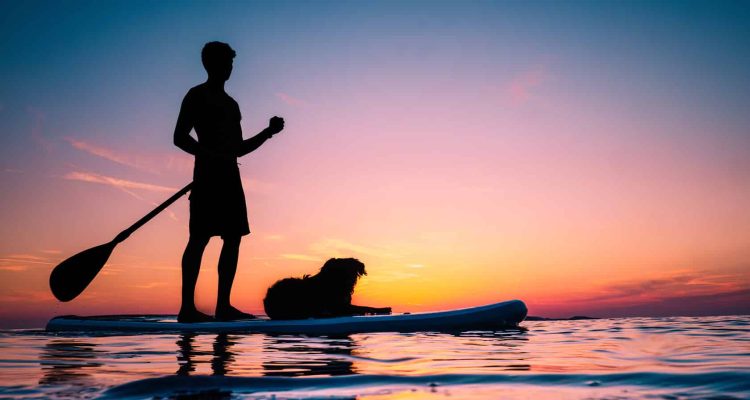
[215,235,255,320]
[178,235,213,323]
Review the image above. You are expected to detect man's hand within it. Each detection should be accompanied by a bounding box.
[238,117,284,157]
[267,116,285,136]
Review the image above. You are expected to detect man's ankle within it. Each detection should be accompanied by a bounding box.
[179,305,197,314]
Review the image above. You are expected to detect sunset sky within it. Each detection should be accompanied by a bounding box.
[1,1,749,328]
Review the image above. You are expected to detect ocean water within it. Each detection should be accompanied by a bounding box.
[0,316,748,399]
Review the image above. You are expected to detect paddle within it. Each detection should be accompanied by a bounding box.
[49,182,193,302]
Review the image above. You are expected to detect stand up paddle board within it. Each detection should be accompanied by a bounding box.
[46,300,527,334]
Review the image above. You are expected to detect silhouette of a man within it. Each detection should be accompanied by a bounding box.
[174,42,284,322]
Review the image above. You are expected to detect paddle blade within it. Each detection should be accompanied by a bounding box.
[49,242,116,302]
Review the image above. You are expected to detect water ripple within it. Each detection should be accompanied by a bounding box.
[0,315,748,399]
[102,371,750,399]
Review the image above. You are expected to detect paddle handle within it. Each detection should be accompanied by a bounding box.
[113,182,193,244]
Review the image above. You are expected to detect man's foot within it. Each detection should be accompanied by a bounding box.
[177,308,215,323]
[215,305,256,321]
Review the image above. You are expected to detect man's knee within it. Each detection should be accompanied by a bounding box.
[187,235,210,249]
[222,235,241,248]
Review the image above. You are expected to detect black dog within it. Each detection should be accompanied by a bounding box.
[263,258,392,320]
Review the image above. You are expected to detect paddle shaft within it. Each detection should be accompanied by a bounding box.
[112,182,193,244]
[49,182,193,302]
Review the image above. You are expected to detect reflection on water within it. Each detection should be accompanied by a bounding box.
[174,334,236,399]
[39,339,106,399]
[212,333,235,376]
[262,335,356,377]
[176,332,359,377]
[176,333,197,376]
[0,316,747,399]
[176,333,238,376]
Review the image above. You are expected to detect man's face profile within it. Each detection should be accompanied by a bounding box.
[211,58,233,81]
[202,41,236,82]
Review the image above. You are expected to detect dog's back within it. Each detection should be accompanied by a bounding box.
[263,276,311,320]
[263,258,369,320]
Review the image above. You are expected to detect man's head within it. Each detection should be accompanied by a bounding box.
[202,41,235,81]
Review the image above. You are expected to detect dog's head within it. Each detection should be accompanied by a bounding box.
[318,258,367,288]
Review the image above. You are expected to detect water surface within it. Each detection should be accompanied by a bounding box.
[1,316,748,399]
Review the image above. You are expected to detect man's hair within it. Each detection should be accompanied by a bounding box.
[201,41,236,72]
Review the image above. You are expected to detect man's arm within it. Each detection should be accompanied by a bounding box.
[173,92,201,155]
[237,116,285,157]
[237,129,273,157]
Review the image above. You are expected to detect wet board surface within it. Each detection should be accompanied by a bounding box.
[46,300,527,334]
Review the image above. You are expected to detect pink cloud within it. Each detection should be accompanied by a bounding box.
[6,254,49,261]
[505,65,548,106]
[66,137,194,175]
[240,177,276,195]
[0,253,57,272]
[65,138,162,173]
[308,238,403,259]
[164,154,193,174]
[276,92,307,107]
[0,289,52,304]
[531,268,750,317]
[66,137,145,170]
[64,171,176,192]
[0,256,54,266]
[0,266,28,272]
[28,107,53,152]
[63,171,181,220]
[581,271,745,305]
[281,253,321,262]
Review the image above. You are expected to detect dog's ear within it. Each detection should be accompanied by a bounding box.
[345,258,366,277]
[320,257,367,278]
[320,258,338,275]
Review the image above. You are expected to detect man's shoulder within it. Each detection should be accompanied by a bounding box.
[183,84,208,103]
[186,83,208,96]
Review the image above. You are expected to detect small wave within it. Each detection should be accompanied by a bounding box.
[103,371,750,399]
[339,354,417,363]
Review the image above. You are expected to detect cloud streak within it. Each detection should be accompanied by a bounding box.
[64,171,176,192]
[0,266,27,272]
[584,288,750,318]
[66,137,194,174]
[309,238,403,259]
[29,107,53,152]
[240,177,276,195]
[0,253,57,273]
[276,92,307,107]
[367,270,419,283]
[579,271,745,306]
[533,268,750,317]
[505,64,548,106]
[281,253,322,262]
[62,171,180,221]
[66,137,145,170]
